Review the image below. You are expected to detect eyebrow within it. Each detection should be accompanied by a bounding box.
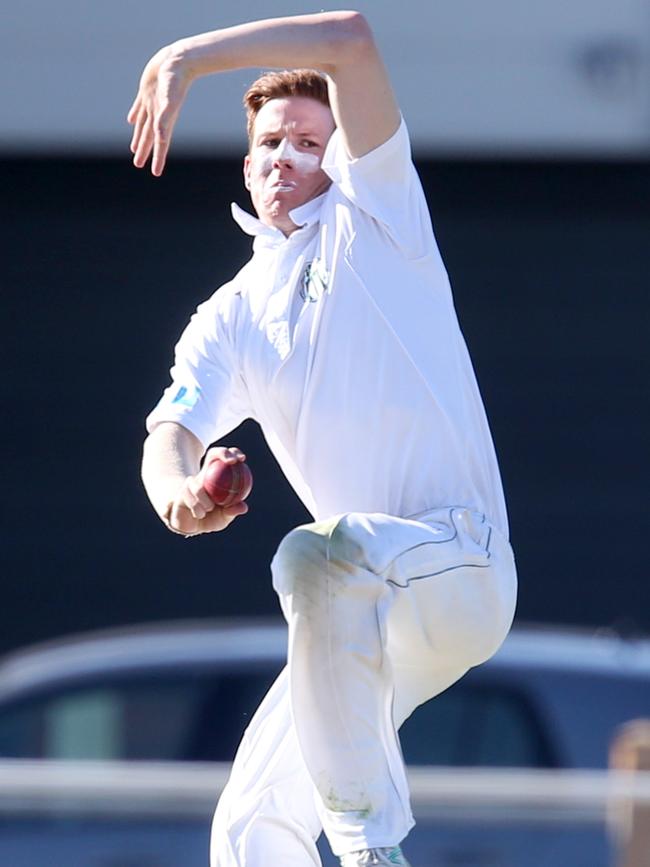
[256,128,323,141]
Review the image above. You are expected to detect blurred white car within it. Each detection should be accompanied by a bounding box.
[0,620,649,867]
[0,619,648,769]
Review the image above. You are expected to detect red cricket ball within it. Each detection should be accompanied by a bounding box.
[202,458,253,507]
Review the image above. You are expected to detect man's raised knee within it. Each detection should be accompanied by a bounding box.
[271,518,334,595]
[271,513,381,599]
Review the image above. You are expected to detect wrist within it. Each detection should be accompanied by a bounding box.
[143,473,187,523]
[170,36,215,82]
[161,499,193,537]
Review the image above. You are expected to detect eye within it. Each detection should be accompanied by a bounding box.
[261,138,280,148]
[300,139,318,148]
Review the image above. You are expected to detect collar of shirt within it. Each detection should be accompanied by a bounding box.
[230,193,326,251]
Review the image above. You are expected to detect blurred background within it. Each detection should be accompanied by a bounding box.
[2,0,649,651]
[3,4,650,866]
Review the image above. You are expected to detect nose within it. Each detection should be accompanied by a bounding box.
[272,138,294,168]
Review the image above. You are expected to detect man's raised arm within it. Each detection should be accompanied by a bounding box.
[128,11,400,176]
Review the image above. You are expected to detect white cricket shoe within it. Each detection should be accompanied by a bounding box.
[339,846,411,866]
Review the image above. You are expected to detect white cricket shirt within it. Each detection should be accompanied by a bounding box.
[146,119,509,537]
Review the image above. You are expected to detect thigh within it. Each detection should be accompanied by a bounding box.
[381,507,517,673]
[271,507,516,730]
[303,507,516,673]
[322,507,503,584]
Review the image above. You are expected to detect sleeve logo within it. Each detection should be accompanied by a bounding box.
[171,385,201,407]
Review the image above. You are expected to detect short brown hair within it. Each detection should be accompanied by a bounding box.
[243,69,331,147]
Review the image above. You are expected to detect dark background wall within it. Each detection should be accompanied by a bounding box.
[2,156,648,655]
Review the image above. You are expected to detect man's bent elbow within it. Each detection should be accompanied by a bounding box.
[327,11,376,65]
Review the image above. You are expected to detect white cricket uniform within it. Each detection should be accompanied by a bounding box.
[147,118,517,864]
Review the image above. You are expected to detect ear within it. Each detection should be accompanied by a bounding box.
[243,154,251,191]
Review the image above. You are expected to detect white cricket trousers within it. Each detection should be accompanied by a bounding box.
[211,506,517,865]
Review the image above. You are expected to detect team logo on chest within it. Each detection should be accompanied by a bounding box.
[300,257,329,303]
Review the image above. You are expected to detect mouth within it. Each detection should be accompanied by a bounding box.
[272,179,297,192]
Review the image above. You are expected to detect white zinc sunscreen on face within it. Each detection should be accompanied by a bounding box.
[262,138,321,174]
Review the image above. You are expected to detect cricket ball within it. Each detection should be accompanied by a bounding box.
[202,458,253,507]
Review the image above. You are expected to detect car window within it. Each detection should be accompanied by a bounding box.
[0,667,553,768]
[0,665,280,762]
[399,681,554,768]
[46,690,121,759]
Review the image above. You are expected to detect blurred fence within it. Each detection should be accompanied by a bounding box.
[2,760,650,865]
[0,760,650,867]
[2,760,650,818]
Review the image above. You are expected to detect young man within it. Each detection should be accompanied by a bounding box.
[129,11,517,867]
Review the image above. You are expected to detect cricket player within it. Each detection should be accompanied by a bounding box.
[130,11,518,867]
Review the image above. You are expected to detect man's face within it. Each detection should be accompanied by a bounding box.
[244,96,335,236]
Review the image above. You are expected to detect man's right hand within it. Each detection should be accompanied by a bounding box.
[163,446,249,537]
[128,43,193,177]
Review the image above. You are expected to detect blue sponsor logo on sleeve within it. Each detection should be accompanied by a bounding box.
[171,385,201,408]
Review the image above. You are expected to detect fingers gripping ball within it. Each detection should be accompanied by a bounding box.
[202,458,253,507]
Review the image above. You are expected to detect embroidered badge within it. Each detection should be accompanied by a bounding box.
[300,257,329,303]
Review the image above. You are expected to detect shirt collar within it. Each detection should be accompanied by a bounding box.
[230,193,326,246]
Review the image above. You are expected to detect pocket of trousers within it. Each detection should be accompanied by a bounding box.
[383,507,493,589]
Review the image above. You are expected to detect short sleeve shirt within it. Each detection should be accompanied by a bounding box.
[146,118,509,537]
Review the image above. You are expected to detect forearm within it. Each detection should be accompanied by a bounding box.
[172,11,369,82]
[129,8,393,176]
[141,422,204,518]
